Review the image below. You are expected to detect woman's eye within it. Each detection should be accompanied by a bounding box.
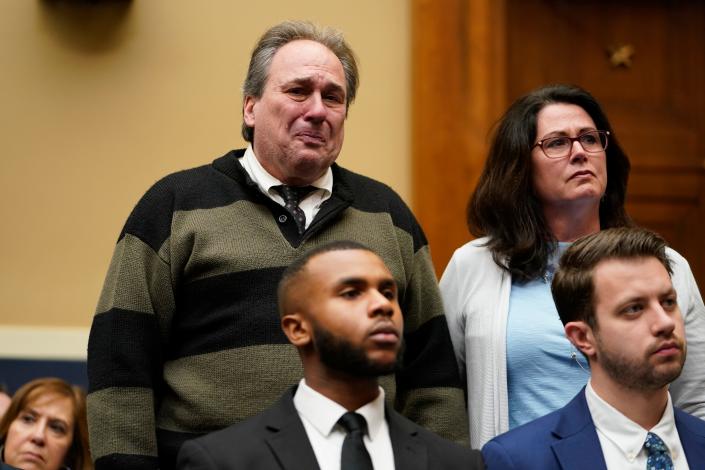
[580,133,598,145]
[49,421,68,435]
[545,137,568,149]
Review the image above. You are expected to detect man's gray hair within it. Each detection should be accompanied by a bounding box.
[241,20,360,142]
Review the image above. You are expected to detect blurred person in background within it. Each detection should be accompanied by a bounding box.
[0,377,92,470]
[0,386,11,421]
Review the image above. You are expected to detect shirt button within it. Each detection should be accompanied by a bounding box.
[278,215,287,223]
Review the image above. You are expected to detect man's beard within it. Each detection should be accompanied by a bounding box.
[596,334,686,391]
[312,322,402,377]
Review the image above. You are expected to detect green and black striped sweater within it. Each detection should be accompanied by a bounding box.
[87,149,467,469]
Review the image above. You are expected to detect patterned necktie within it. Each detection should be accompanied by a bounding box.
[644,432,674,470]
[338,412,374,470]
[274,185,315,234]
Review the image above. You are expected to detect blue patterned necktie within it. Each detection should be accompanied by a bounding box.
[274,185,315,234]
[644,432,674,470]
[338,412,373,470]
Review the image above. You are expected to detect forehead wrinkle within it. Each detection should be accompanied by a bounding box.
[286,75,345,92]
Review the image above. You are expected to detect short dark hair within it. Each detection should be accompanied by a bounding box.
[241,20,359,142]
[277,240,374,316]
[551,227,672,329]
[468,84,632,282]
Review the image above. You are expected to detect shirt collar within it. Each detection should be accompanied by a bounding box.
[293,378,386,441]
[241,144,333,197]
[586,380,679,461]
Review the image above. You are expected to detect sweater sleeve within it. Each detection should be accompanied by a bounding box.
[87,181,176,470]
[391,203,469,445]
[668,248,705,418]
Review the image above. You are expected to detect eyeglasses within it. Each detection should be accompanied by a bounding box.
[533,130,610,159]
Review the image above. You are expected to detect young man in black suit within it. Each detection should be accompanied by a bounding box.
[177,241,483,470]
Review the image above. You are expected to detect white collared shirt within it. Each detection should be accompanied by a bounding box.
[293,379,395,470]
[240,145,333,229]
[585,381,689,470]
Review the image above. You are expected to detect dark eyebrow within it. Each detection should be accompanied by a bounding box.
[660,287,678,299]
[337,277,396,289]
[542,127,597,138]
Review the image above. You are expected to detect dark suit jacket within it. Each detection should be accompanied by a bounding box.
[176,387,483,469]
[482,387,705,470]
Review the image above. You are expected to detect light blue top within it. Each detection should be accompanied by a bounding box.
[506,242,590,429]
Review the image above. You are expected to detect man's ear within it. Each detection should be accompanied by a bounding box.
[281,312,312,347]
[565,321,597,359]
[243,95,257,127]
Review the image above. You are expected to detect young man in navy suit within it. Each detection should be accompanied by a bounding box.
[177,241,483,470]
[482,227,705,470]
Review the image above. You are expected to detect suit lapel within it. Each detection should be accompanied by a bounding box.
[386,406,427,470]
[675,408,705,466]
[551,390,608,470]
[263,388,321,470]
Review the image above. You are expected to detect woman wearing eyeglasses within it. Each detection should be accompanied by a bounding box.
[439,84,705,448]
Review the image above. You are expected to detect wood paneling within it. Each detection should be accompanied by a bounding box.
[412,0,705,287]
[411,0,507,276]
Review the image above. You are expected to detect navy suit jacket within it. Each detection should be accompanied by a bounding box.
[176,386,483,470]
[482,388,705,470]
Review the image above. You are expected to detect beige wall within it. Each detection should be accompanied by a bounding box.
[0,1,410,329]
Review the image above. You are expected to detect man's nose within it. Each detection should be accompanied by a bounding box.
[303,93,327,122]
[652,304,677,336]
[369,290,394,317]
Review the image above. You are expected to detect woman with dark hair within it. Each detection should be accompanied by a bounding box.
[0,378,92,470]
[440,84,705,448]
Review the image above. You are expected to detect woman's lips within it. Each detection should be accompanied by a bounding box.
[569,170,595,180]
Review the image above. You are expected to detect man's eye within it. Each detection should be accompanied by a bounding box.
[341,289,360,299]
[623,303,643,315]
[324,93,344,104]
[662,297,678,309]
[381,289,396,300]
[286,88,307,99]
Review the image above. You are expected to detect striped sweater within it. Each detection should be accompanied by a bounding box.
[87,149,467,469]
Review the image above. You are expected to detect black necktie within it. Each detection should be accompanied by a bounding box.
[274,185,315,234]
[338,412,373,470]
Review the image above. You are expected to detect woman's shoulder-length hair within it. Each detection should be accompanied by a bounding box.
[467,84,631,282]
[0,377,92,470]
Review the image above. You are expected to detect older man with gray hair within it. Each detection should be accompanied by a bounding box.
[87,21,467,470]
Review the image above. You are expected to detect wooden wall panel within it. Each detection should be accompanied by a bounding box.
[411,0,507,275]
[412,0,705,287]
